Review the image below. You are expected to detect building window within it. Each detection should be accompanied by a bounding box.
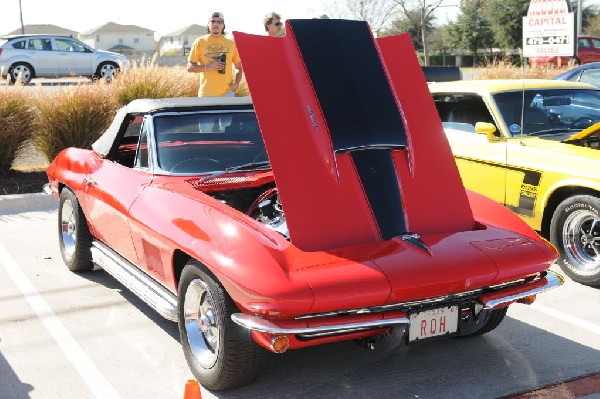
[96,35,100,42]
[134,36,140,43]
[118,36,124,44]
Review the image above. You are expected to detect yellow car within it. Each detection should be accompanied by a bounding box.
[429,79,600,286]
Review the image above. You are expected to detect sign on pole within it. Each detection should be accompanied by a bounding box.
[523,0,575,58]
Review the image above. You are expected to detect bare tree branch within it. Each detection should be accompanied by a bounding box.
[392,0,445,65]
[323,0,399,35]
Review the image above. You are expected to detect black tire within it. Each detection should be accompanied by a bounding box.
[93,62,119,80]
[8,62,34,84]
[58,188,94,272]
[467,308,507,337]
[178,261,265,390]
[550,195,600,286]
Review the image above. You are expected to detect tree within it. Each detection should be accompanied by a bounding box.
[485,0,529,50]
[392,0,445,66]
[580,4,600,35]
[428,24,454,65]
[585,13,600,35]
[323,0,398,36]
[445,0,495,66]
[381,8,436,52]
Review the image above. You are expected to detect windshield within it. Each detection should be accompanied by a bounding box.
[152,111,269,175]
[493,88,600,136]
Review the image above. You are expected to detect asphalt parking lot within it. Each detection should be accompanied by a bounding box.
[1,202,600,399]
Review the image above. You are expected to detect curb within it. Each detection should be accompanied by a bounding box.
[0,192,58,215]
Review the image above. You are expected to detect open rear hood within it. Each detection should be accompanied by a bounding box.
[564,121,600,142]
[234,20,475,252]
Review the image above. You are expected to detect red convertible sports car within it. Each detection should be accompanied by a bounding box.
[46,20,563,390]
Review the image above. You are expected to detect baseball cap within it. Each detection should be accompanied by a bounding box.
[210,11,224,21]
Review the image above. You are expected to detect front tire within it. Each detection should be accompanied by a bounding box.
[178,261,265,390]
[58,188,94,272]
[94,62,119,80]
[550,195,600,286]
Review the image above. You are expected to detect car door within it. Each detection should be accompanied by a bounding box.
[433,93,508,204]
[81,116,152,265]
[55,38,93,75]
[26,37,58,76]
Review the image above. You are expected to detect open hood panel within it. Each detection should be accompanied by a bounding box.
[234,20,475,252]
[564,121,600,142]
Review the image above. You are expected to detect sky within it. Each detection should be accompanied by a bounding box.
[0,0,460,38]
[0,0,326,37]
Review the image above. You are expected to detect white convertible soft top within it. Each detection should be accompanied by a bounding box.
[91,97,253,156]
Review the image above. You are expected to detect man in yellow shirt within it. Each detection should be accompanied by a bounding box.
[187,12,243,97]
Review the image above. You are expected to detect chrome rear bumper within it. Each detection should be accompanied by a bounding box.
[231,313,409,336]
[231,270,563,336]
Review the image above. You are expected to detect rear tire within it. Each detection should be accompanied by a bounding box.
[8,62,34,84]
[58,188,94,272]
[468,307,507,336]
[178,260,265,390]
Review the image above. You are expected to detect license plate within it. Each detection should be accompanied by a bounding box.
[408,305,459,342]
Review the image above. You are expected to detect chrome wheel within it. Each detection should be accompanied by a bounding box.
[562,209,600,272]
[178,262,266,390]
[58,188,93,272]
[10,63,32,84]
[60,197,77,261]
[184,279,220,368]
[552,195,600,286]
[99,63,117,78]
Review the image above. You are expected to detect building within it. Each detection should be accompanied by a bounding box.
[4,24,78,37]
[158,24,205,56]
[79,22,155,56]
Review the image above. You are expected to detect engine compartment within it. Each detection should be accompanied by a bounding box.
[207,183,289,238]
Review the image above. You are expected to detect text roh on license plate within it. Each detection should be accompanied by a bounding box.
[408,305,459,342]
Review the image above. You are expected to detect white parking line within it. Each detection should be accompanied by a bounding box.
[0,242,121,399]
[532,302,600,336]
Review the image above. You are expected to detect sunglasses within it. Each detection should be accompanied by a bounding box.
[209,19,224,24]
[267,20,283,27]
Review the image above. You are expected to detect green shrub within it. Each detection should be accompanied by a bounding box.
[0,88,36,174]
[33,84,119,161]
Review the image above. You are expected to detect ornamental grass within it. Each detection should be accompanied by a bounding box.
[478,57,571,79]
[33,84,119,162]
[0,88,36,174]
[110,55,199,106]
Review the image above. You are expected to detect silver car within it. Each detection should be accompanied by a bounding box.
[0,34,127,84]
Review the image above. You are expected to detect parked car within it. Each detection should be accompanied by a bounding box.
[529,35,600,67]
[554,62,600,87]
[0,34,126,84]
[46,20,562,391]
[429,79,600,286]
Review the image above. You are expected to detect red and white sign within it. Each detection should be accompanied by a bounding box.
[523,0,575,57]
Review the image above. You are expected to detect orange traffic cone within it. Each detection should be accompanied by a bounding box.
[183,379,202,399]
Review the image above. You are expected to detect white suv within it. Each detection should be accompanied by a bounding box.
[0,34,127,84]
